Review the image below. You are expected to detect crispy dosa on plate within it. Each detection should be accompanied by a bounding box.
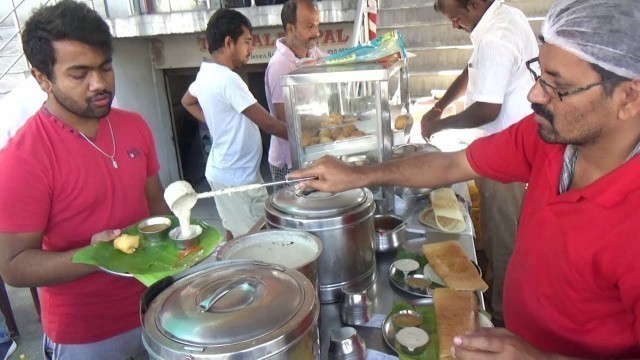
[421,240,488,292]
[434,288,478,359]
[418,188,465,233]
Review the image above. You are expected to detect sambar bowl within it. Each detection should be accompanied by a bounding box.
[137,216,172,243]
[391,310,423,334]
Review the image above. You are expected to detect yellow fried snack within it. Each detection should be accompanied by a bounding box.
[113,234,140,254]
[394,115,410,130]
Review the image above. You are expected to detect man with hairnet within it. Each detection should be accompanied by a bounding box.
[290,0,640,358]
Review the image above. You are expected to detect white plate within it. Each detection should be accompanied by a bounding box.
[422,264,444,286]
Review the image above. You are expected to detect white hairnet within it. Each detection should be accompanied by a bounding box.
[541,0,640,79]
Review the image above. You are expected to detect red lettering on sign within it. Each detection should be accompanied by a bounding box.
[252,34,264,47]
[336,29,350,43]
[263,33,276,47]
[323,30,336,44]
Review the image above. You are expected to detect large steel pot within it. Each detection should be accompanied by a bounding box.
[264,187,377,303]
[141,260,320,359]
[216,229,322,290]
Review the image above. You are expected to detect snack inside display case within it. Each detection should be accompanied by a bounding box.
[282,60,410,211]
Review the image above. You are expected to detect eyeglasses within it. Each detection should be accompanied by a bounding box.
[525,57,619,101]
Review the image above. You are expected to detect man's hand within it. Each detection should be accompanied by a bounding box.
[452,328,563,360]
[421,108,443,139]
[288,156,367,193]
[91,229,122,245]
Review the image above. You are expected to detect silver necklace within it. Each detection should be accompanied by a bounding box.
[78,117,118,169]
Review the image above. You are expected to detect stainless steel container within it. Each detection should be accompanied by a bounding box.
[216,229,323,290]
[141,260,320,359]
[264,187,377,303]
[373,214,406,252]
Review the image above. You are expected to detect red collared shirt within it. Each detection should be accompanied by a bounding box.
[0,107,158,343]
[467,113,640,358]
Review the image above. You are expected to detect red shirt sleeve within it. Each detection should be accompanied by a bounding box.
[466,113,540,183]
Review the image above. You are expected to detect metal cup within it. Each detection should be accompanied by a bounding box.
[168,224,202,249]
[340,285,373,326]
[137,216,172,243]
[328,327,366,360]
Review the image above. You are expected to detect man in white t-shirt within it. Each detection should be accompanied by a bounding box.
[181,9,288,238]
[421,0,538,324]
[265,0,324,184]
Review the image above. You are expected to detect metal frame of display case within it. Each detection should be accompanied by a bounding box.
[282,59,410,212]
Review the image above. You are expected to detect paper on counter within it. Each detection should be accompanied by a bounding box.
[367,349,399,360]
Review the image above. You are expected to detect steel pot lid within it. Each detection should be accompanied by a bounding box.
[152,261,313,347]
[269,187,368,217]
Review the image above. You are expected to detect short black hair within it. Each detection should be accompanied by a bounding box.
[206,9,253,54]
[21,0,112,80]
[434,0,470,13]
[281,0,316,31]
[590,63,629,98]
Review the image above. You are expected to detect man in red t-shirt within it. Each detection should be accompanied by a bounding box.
[0,1,169,358]
[290,0,640,358]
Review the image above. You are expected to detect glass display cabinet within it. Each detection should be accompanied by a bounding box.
[282,59,410,212]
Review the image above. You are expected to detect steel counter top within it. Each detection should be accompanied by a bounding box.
[319,229,478,359]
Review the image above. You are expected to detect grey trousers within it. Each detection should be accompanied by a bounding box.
[43,327,148,360]
[475,178,525,321]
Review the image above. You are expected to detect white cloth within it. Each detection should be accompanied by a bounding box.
[0,77,46,150]
[188,62,261,185]
[265,38,324,169]
[466,0,538,136]
[0,76,120,150]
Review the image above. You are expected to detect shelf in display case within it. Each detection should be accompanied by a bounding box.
[302,134,378,162]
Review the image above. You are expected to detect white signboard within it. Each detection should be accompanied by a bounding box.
[153,23,353,69]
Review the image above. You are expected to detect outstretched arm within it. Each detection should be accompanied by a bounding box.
[289,150,478,193]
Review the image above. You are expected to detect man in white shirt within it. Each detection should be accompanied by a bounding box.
[265,0,324,184]
[181,9,288,238]
[421,0,538,324]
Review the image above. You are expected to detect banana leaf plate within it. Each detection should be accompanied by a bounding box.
[72,217,222,285]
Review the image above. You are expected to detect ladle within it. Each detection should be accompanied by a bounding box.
[164,176,318,210]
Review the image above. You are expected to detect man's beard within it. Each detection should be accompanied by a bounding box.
[52,87,113,119]
[532,103,561,143]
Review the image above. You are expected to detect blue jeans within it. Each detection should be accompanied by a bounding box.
[0,311,10,343]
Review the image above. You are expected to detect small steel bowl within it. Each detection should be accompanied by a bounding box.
[137,216,172,243]
[168,224,202,249]
[396,326,429,356]
[405,274,432,295]
[391,310,423,334]
[373,214,406,252]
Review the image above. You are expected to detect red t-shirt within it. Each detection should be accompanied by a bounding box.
[0,107,159,343]
[467,114,640,358]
